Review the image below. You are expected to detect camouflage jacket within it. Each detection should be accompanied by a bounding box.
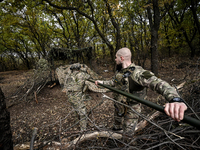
[103,63,180,103]
[56,63,102,93]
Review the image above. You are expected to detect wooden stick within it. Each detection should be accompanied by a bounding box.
[48,82,56,88]
[61,131,122,149]
[34,91,38,104]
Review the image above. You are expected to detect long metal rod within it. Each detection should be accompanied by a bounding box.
[87,79,200,129]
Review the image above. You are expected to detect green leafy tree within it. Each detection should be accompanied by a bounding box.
[146,0,175,75]
[167,0,198,58]
[42,0,124,62]
[0,0,55,69]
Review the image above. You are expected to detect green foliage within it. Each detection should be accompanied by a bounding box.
[0,0,200,70]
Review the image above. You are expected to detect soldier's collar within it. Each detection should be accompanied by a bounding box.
[121,63,135,72]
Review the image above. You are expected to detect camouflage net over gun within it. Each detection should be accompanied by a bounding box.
[56,63,109,93]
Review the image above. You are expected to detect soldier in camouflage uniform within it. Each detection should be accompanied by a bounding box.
[56,63,102,131]
[95,47,187,133]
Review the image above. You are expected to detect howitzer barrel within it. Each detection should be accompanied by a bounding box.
[87,79,200,129]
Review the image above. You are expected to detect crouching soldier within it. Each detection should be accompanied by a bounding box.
[56,63,104,131]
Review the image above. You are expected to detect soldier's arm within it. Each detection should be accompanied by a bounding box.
[133,70,187,121]
[135,70,178,100]
[95,79,115,86]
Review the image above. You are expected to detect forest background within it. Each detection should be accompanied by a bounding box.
[0,0,200,76]
[1,0,200,149]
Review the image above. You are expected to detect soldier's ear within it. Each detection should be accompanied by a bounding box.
[120,56,124,61]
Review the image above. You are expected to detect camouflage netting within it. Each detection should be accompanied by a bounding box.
[47,47,93,69]
[7,46,94,107]
[55,63,109,93]
[7,58,52,107]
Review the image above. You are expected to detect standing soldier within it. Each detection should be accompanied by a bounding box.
[95,48,187,134]
[56,63,104,131]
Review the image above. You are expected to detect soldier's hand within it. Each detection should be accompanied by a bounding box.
[95,80,103,86]
[164,102,187,122]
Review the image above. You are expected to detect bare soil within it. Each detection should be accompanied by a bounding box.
[0,57,199,149]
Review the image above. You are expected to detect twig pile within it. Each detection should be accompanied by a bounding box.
[13,58,200,150]
[7,59,52,108]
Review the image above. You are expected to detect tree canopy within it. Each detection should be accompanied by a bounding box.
[0,0,200,74]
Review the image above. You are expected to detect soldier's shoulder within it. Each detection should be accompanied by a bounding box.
[131,65,145,75]
[134,65,144,70]
[131,65,155,80]
[126,64,144,72]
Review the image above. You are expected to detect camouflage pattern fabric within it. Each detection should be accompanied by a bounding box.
[56,63,108,131]
[34,58,51,80]
[68,91,87,131]
[127,64,179,100]
[55,65,70,88]
[85,80,110,93]
[103,63,180,133]
[36,58,50,71]
[56,63,105,92]
[123,103,141,133]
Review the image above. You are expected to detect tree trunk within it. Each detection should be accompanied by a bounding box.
[147,0,161,76]
[150,30,159,75]
[182,27,197,58]
[190,0,200,50]
[190,0,200,35]
[128,33,134,58]
[0,87,13,150]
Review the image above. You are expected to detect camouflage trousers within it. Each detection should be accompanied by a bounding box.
[114,103,141,134]
[68,91,87,131]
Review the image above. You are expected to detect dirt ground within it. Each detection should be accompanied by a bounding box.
[0,57,199,149]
